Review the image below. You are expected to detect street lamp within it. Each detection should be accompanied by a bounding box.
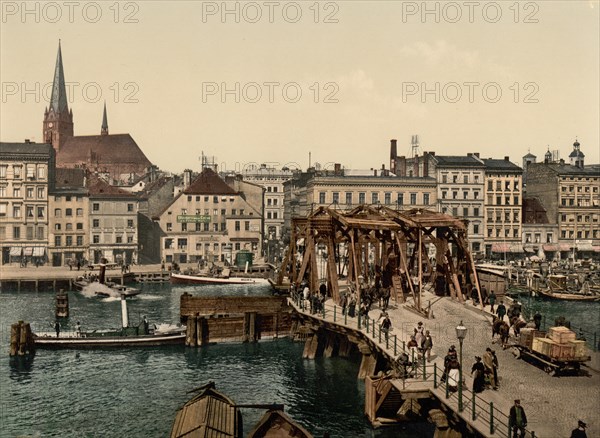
[455,320,467,412]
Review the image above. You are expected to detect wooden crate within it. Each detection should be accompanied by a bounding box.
[569,340,587,358]
[532,337,549,354]
[536,338,557,357]
[550,343,574,360]
[548,326,576,344]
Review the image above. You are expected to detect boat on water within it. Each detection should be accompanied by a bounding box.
[247,409,313,438]
[73,276,141,298]
[534,275,600,302]
[171,382,243,438]
[34,297,185,348]
[171,268,270,285]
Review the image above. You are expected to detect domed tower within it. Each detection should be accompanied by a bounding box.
[544,147,552,163]
[42,41,74,153]
[568,138,584,168]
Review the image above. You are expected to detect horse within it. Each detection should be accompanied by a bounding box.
[492,317,510,347]
[511,316,527,337]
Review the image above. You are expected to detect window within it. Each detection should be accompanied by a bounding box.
[273,187,278,192]
[116,236,123,243]
[38,166,45,179]
[0,203,5,217]
[397,193,404,205]
[423,193,429,205]
[371,192,379,204]
[496,196,501,205]
[0,187,5,197]
[13,166,22,179]
[0,165,6,178]
[204,223,209,231]
[77,236,83,246]
[177,238,188,249]
[359,193,366,204]
[92,203,99,211]
[13,187,21,197]
[14,226,21,240]
[76,223,83,230]
[13,205,21,218]
[384,193,391,205]
[452,191,458,199]
[453,175,458,183]
[546,233,553,243]
[181,223,187,231]
[26,187,34,198]
[473,207,479,217]
[463,191,468,200]
[25,226,33,240]
[410,193,417,204]
[474,175,479,183]
[66,236,73,246]
[463,175,468,183]
[245,221,250,231]
[488,181,493,191]
[273,212,278,219]
[166,223,172,232]
[496,181,501,191]
[66,223,73,231]
[26,206,34,218]
[93,219,100,228]
[127,219,134,227]
[473,224,479,234]
[346,192,352,205]
[463,207,469,217]
[65,208,72,217]
[267,212,272,219]
[452,207,458,217]
[93,235,100,244]
[127,236,133,243]
[473,191,479,199]
[514,196,519,205]
[55,236,61,246]
[332,192,339,204]
[442,175,448,183]
[442,191,447,199]
[127,204,134,212]
[76,208,83,216]
[235,221,240,231]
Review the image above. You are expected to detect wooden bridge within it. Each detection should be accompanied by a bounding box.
[289,296,539,438]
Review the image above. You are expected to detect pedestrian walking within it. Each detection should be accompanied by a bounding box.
[75,321,82,337]
[380,314,391,342]
[471,356,485,393]
[570,420,588,438]
[533,311,542,330]
[483,347,497,389]
[423,330,433,361]
[54,321,60,338]
[491,350,499,389]
[488,290,496,313]
[508,400,527,438]
[496,301,507,322]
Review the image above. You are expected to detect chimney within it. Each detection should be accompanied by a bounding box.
[399,156,407,177]
[474,152,480,158]
[183,169,193,189]
[413,153,419,177]
[373,169,378,177]
[24,139,30,143]
[559,158,565,165]
[334,163,341,175]
[423,152,429,177]
[430,151,435,156]
[390,139,398,174]
[467,153,473,157]
[504,156,509,161]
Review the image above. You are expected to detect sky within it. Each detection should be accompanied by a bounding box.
[1,1,599,173]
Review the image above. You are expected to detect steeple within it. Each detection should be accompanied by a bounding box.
[101,102,109,135]
[50,40,69,114]
[43,40,74,153]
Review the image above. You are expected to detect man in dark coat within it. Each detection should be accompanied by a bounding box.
[509,400,527,437]
[570,420,587,438]
[471,356,485,393]
[496,301,507,322]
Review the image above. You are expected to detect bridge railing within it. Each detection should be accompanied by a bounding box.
[291,296,537,438]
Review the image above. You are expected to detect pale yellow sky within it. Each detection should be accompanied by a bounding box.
[1,1,599,172]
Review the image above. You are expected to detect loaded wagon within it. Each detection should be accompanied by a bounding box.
[511,326,590,375]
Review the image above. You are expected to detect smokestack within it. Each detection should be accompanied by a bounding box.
[390,139,398,174]
[413,153,419,177]
[399,156,407,177]
[423,152,429,177]
[183,169,193,189]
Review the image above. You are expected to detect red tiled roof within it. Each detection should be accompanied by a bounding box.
[184,168,237,195]
[87,174,134,197]
[57,134,151,175]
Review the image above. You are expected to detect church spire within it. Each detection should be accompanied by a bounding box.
[50,40,69,114]
[101,102,109,135]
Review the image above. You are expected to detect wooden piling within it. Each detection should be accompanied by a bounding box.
[186,316,197,346]
[10,321,34,356]
[56,291,69,318]
[10,323,19,356]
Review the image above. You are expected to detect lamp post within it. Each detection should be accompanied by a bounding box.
[456,320,467,412]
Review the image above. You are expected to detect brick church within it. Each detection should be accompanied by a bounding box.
[42,42,152,184]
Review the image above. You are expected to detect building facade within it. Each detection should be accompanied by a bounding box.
[526,140,600,258]
[48,168,89,266]
[157,168,262,265]
[482,157,524,258]
[0,142,54,265]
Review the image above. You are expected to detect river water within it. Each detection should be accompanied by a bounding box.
[1,283,433,438]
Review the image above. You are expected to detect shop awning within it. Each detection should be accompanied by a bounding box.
[543,244,558,252]
[9,247,22,256]
[491,243,509,253]
[577,243,594,251]
[230,237,260,242]
[593,246,600,253]
[32,247,46,256]
[23,247,33,256]
[559,243,572,251]
[509,244,524,253]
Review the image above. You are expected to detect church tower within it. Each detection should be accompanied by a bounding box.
[101,102,109,135]
[568,138,584,168]
[43,41,73,153]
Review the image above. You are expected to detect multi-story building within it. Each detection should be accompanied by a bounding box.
[156,168,262,265]
[526,140,600,258]
[48,168,89,266]
[522,197,559,259]
[394,144,486,254]
[482,157,524,258]
[283,164,437,241]
[240,164,293,240]
[0,142,54,265]
[88,175,140,264]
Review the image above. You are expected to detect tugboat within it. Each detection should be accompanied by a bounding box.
[33,296,185,348]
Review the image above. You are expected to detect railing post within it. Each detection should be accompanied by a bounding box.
[423,354,426,380]
[334,305,336,322]
[322,305,325,318]
[403,341,406,353]
[372,319,375,335]
[394,335,397,356]
[434,364,437,388]
[344,310,347,325]
[445,376,449,398]
[366,315,369,333]
[358,312,361,329]
[490,401,494,435]
[386,332,389,350]
[378,327,381,344]
[531,432,535,438]
[472,393,476,421]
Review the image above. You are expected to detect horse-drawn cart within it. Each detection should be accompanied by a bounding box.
[511,327,590,375]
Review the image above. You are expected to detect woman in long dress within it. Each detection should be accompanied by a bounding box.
[471,356,486,393]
